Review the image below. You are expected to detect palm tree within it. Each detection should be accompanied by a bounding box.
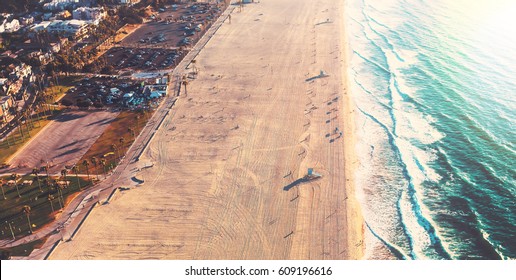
[22,205,32,234]
[43,178,50,193]
[17,119,25,140]
[42,164,50,179]
[71,165,81,190]
[10,174,21,198]
[60,169,68,184]
[48,194,55,213]
[111,144,118,160]
[32,168,43,192]
[128,128,135,139]
[182,79,188,96]
[0,179,6,200]
[55,181,65,209]
[100,159,107,179]
[91,156,99,181]
[135,115,141,128]
[82,160,91,182]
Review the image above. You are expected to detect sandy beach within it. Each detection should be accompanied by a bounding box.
[50,0,364,260]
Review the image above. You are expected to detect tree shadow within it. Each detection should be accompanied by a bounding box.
[53,113,85,122]
[86,118,115,127]
[55,147,82,158]
[58,139,84,150]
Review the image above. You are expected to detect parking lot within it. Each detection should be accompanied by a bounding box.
[8,110,119,174]
[120,3,223,48]
[88,2,224,73]
[60,77,138,107]
[100,47,185,71]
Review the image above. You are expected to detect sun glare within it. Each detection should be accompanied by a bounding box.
[451,0,516,48]
[484,2,516,30]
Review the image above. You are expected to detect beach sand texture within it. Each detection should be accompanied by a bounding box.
[50,0,364,259]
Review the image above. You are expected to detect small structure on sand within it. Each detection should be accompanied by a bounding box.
[283,168,322,191]
[307,168,322,179]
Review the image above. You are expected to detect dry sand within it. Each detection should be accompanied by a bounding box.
[50,0,364,259]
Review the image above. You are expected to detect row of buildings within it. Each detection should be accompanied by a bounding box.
[0,0,146,127]
[43,0,140,11]
[0,61,33,124]
[1,6,106,39]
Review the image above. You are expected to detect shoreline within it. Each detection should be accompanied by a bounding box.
[339,0,366,259]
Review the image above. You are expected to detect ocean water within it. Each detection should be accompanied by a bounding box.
[346,0,516,259]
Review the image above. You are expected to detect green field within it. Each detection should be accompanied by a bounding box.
[0,174,91,241]
[0,113,55,164]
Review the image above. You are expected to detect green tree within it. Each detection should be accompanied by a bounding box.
[72,165,81,190]
[22,205,32,234]
[128,128,135,139]
[10,174,21,198]
[91,156,99,181]
[55,181,65,209]
[48,194,55,213]
[111,144,118,161]
[41,164,50,179]
[0,179,6,200]
[60,169,68,184]
[100,159,107,179]
[82,160,91,182]
[32,168,43,192]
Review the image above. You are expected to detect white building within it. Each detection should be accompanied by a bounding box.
[0,18,20,33]
[72,7,106,24]
[32,20,89,39]
[120,0,141,5]
[48,20,89,38]
[30,21,52,33]
[43,0,85,11]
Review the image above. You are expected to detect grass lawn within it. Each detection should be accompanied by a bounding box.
[78,110,152,176]
[45,76,82,103]
[1,237,47,257]
[0,174,91,241]
[0,111,61,164]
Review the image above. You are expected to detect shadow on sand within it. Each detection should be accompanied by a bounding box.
[283,175,322,191]
[305,72,329,82]
[131,176,144,184]
[315,20,332,26]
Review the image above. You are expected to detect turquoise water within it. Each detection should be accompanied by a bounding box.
[346,0,516,259]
